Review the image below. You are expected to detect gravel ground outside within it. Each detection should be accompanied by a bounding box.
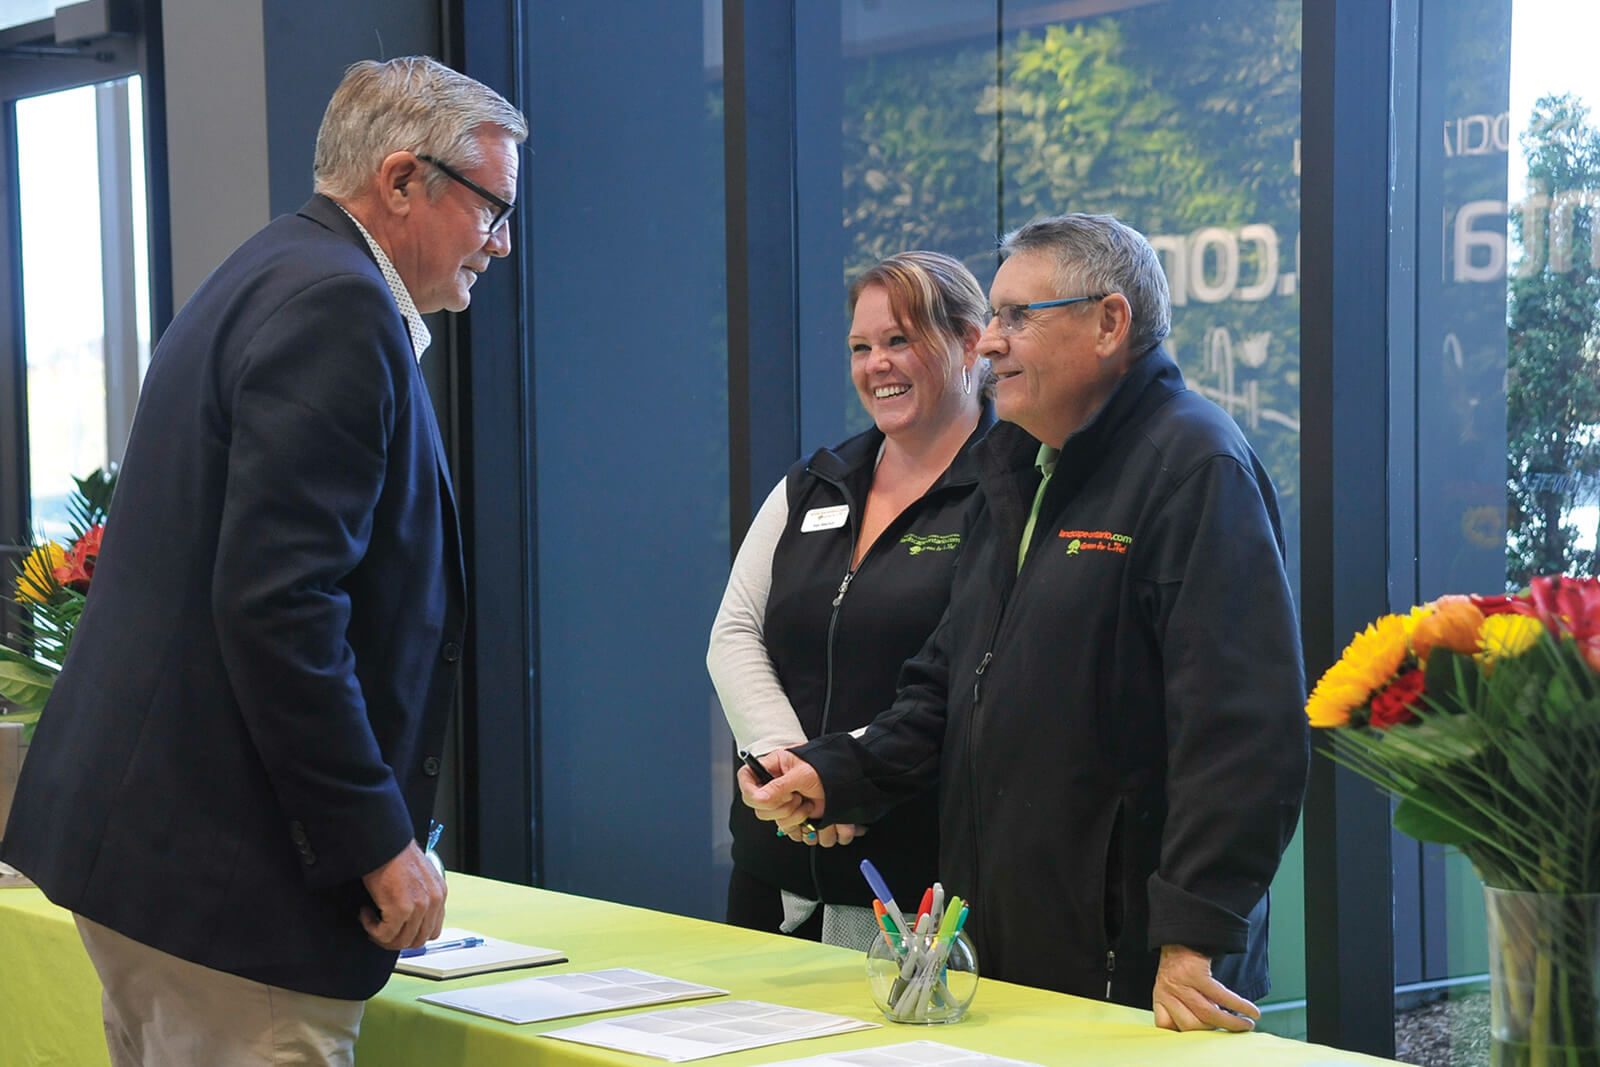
[1394,990,1491,1067]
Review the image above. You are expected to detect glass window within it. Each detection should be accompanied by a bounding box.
[1393,0,1600,1057]
[0,1,58,33]
[17,84,105,542]
[129,75,151,378]
[15,74,150,541]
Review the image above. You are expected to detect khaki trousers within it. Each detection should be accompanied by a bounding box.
[74,914,366,1066]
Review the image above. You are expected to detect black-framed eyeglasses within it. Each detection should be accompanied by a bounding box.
[417,153,515,236]
[986,294,1108,334]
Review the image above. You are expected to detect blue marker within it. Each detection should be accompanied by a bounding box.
[399,936,484,958]
[859,859,908,940]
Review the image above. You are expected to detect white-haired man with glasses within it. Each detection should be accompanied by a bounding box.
[742,213,1308,1032]
[3,57,525,1065]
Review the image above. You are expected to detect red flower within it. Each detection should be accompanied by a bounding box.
[1514,576,1600,673]
[1369,668,1425,729]
[1471,593,1523,616]
[51,524,104,593]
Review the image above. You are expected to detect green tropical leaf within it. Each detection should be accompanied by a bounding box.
[0,650,55,714]
[1379,714,1488,765]
[1393,790,1486,847]
[1422,645,1476,715]
[66,466,116,543]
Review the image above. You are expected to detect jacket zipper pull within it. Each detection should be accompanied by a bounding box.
[1105,949,1116,999]
[972,650,993,702]
[832,571,854,607]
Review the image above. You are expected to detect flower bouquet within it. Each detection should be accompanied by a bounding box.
[0,468,115,727]
[1308,575,1600,1066]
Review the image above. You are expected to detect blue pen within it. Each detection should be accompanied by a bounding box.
[426,820,443,852]
[399,936,484,958]
[859,859,908,940]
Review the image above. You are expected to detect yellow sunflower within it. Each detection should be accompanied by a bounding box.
[1306,613,1412,727]
[16,542,66,604]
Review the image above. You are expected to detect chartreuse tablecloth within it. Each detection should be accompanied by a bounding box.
[0,872,1395,1066]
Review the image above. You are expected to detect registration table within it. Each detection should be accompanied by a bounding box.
[2,873,1394,1066]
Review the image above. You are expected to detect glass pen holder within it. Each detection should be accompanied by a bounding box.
[865,928,978,1024]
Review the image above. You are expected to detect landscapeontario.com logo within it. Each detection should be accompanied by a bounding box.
[1058,528,1133,556]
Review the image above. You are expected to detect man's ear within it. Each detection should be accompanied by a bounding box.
[1094,292,1133,357]
[377,151,425,218]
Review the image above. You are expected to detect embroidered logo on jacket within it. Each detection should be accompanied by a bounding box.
[900,532,961,556]
[1058,529,1133,556]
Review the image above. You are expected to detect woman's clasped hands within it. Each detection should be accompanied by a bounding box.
[735,749,867,847]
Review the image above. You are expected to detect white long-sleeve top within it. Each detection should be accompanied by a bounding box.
[706,478,809,756]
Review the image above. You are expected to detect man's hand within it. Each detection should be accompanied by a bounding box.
[737,749,827,839]
[1152,944,1259,1032]
[360,840,447,951]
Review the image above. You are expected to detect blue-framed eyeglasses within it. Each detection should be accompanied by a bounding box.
[417,153,515,236]
[987,294,1108,334]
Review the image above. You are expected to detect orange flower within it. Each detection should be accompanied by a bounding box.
[15,542,65,603]
[1306,614,1411,727]
[1411,595,1486,661]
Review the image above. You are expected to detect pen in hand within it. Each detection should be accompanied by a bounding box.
[739,750,818,838]
[399,936,484,958]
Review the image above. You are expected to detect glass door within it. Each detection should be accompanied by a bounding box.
[0,10,157,710]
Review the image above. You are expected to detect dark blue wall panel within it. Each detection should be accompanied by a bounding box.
[526,0,730,918]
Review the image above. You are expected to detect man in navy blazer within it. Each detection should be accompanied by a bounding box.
[1,57,525,1064]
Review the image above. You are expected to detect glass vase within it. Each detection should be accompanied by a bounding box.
[1485,887,1600,1067]
[865,928,978,1024]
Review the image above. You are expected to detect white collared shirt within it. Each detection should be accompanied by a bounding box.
[335,205,432,360]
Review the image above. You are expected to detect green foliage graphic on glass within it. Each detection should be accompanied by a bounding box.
[838,0,1303,591]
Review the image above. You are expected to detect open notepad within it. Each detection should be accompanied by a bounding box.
[393,927,566,980]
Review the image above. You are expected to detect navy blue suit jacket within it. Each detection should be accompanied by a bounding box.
[1,196,466,1000]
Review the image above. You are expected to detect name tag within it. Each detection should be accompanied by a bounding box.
[800,504,849,532]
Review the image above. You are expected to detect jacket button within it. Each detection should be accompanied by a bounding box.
[422,756,441,776]
[441,642,461,663]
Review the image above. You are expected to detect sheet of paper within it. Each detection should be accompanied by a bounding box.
[538,999,879,1062]
[417,968,726,1025]
[748,1041,1046,1067]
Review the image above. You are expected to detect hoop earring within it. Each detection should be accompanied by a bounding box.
[962,365,972,395]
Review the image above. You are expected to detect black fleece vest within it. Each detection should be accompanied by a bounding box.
[727,415,991,904]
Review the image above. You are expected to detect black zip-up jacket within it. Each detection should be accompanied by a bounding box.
[798,349,1308,1006]
[729,407,995,905]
